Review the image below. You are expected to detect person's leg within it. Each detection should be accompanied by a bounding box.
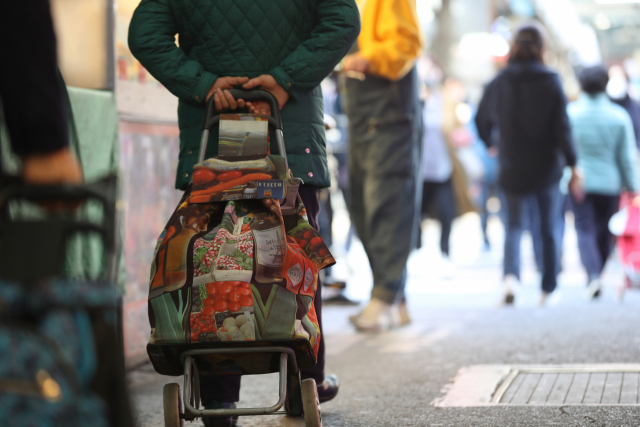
[570,194,602,281]
[594,194,620,275]
[365,174,419,304]
[497,188,508,228]
[479,182,490,247]
[348,140,367,256]
[503,191,525,281]
[297,185,325,385]
[351,128,421,330]
[418,181,435,251]
[317,189,333,251]
[317,189,334,281]
[421,181,436,215]
[555,194,567,275]
[435,178,456,257]
[535,184,560,295]
[524,196,544,272]
[199,376,241,406]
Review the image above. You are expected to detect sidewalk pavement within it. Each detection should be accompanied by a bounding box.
[128,214,640,426]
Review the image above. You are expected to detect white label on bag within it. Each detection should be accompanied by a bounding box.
[288,263,303,287]
[304,268,313,292]
[253,227,286,267]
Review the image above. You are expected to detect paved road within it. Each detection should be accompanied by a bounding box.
[129,214,640,426]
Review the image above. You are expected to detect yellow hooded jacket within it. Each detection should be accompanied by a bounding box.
[356,0,423,81]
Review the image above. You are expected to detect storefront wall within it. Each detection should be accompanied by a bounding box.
[119,121,182,367]
[51,0,184,366]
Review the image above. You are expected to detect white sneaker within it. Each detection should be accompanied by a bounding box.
[586,279,601,300]
[539,291,550,307]
[351,298,392,332]
[540,290,562,307]
[396,301,412,327]
[439,254,455,280]
[348,310,362,324]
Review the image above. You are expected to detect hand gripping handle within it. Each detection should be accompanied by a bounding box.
[198,89,287,169]
[202,89,283,131]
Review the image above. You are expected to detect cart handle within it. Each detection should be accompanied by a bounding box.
[203,89,283,131]
[0,175,118,284]
[0,175,116,252]
[198,89,288,171]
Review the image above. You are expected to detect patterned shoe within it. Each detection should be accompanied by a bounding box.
[396,301,412,326]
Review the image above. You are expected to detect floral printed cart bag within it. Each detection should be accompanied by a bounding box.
[146,115,334,363]
[148,194,334,359]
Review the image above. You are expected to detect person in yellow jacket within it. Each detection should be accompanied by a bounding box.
[341,0,423,332]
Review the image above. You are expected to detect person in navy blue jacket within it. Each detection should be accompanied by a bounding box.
[475,25,581,306]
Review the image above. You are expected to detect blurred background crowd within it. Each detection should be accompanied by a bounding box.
[9,0,640,366]
[318,0,640,327]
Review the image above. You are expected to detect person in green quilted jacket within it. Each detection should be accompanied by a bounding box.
[128,0,360,425]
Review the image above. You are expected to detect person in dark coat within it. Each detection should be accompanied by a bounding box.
[607,65,640,149]
[475,25,581,306]
[129,0,360,424]
[0,1,82,185]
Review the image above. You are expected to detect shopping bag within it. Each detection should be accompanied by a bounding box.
[147,182,334,359]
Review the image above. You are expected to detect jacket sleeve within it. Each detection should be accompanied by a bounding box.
[0,1,68,155]
[358,0,422,81]
[616,114,638,192]
[474,82,494,148]
[551,77,577,167]
[268,0,361,102]
[128,0,217,104]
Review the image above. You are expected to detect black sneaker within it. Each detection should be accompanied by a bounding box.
[316,374,340,403]
[202,402,238,427]
[504,293,515,305]
[323,293,360,306]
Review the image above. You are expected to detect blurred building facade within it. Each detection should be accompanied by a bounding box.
[50,0,183,367]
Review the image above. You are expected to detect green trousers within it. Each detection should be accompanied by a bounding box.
[341,68,422,304]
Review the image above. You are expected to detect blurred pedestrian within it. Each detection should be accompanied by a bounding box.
[475,24,581,306]
[319,80,358,305]
[607,65,640,149]
[341,0,422,331]
[568,66,638,298]
[0,1,82,185]
[420,86,456,261]
[129,0,360,422]
[419,81,474,266]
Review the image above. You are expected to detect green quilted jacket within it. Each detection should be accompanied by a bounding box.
[129,0,360,190]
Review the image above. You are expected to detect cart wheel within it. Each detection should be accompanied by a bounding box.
[163,383,184,427]
[301,378,322,427]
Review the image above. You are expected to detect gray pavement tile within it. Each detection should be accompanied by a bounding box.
[128,218,640,426]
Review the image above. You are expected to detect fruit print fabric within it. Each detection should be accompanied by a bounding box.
[147,188,335,360]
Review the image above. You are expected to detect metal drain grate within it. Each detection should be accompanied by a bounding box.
[432,365,640,407]
[497,371,639,405]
